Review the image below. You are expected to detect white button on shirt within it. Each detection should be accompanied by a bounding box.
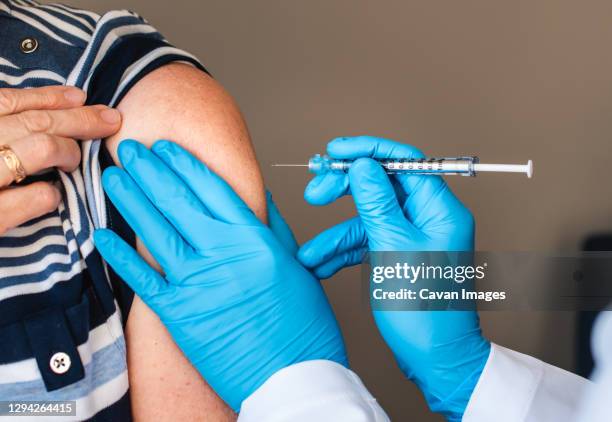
[49,352,71,375]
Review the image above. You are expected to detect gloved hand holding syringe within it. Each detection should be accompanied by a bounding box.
[273,154,533,178]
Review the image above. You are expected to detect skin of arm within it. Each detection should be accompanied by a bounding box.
[105,63,266,421]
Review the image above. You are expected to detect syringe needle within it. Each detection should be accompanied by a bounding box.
[271,164,309,167]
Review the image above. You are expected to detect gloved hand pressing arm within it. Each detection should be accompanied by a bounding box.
[298,136,491,421]
[93,140,347,412]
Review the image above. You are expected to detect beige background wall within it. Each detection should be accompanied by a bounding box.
[56,1,612,419]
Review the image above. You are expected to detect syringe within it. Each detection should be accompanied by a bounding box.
[272,155,533,178]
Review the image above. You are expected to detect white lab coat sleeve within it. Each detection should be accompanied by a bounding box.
[463,343,591,422]
[238,360,390,422]
[575,311,612,421]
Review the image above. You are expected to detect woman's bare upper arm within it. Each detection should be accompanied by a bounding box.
[104,62,265,421]
[105,62,266,221]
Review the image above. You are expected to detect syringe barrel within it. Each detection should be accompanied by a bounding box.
[308,154,477,176]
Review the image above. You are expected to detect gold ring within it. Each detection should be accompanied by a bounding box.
[0,145,27,184]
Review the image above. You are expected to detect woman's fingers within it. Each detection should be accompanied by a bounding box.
[0,86,86,117]
[0,87,121,233]
[0,134,81,187]
[1,105,121,141]
[0,182,61,235]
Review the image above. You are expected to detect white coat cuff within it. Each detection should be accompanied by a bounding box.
[238,360,389,422]
[464,343,590,422]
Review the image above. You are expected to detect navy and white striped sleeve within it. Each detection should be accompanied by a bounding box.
[67,10,209,318]
[0,3,209,419]
[69,9,207,107]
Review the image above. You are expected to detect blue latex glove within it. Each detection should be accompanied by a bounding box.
[94,140,347,412]
[266,190,299,256]
[298,136,490,421]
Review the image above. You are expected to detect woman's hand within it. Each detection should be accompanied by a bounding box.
[0,86,122,234]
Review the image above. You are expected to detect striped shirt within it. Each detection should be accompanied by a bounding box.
[0,1,205,420]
